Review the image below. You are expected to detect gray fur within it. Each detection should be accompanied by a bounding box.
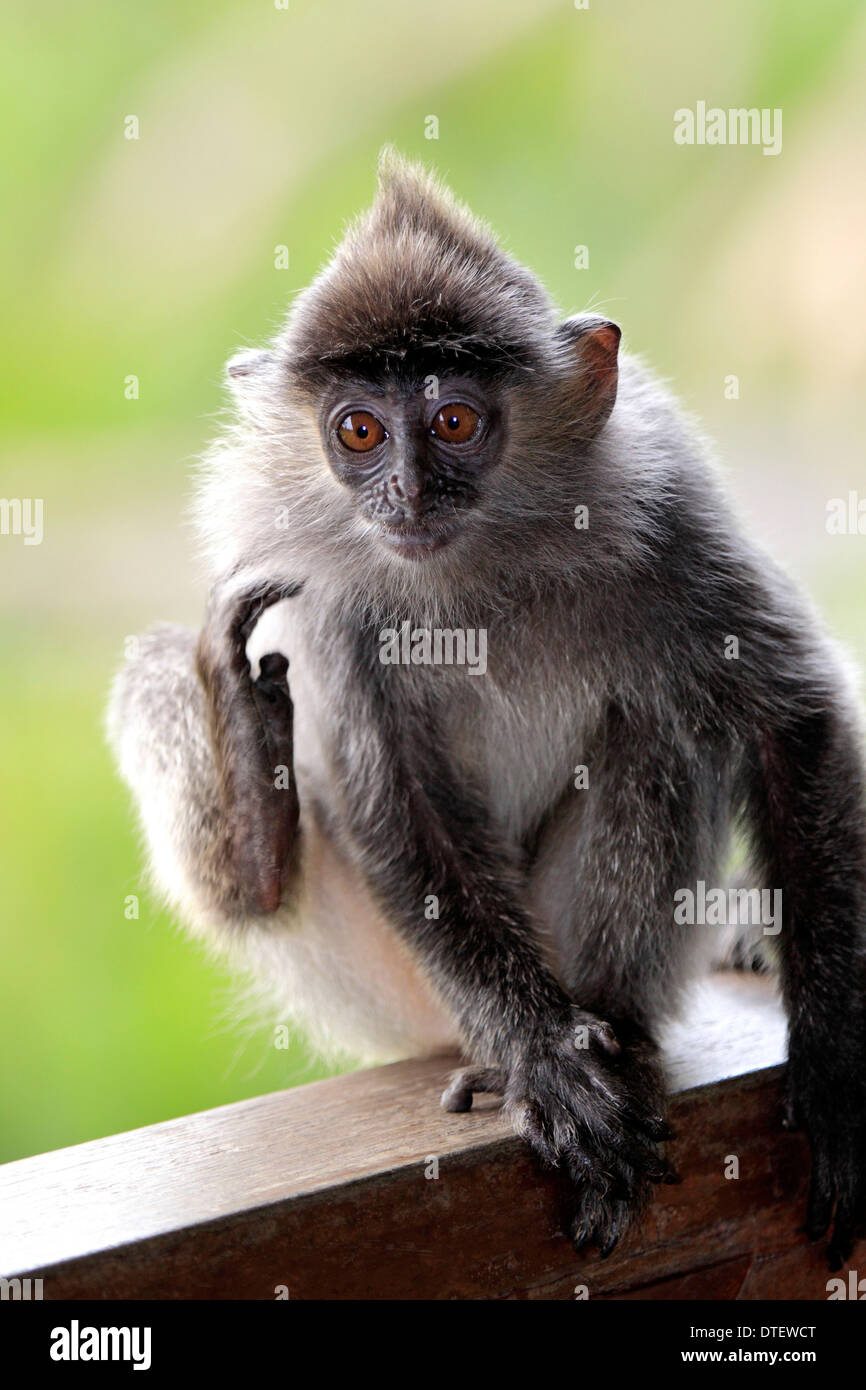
[108,152,866,1264]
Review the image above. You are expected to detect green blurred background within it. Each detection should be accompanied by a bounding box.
[2,0,865,1163]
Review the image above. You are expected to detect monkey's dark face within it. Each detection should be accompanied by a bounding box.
[320,376,505,560]
[247,155,621,598]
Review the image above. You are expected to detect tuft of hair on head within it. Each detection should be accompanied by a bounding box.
[280,148,560,389]
[372,144,485,247]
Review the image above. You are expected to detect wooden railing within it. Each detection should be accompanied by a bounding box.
[0,973,860,1299]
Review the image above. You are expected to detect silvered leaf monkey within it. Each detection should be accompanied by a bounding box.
[109,152,866,1265]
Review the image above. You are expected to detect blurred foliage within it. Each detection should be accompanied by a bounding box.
[1,0,865,1162]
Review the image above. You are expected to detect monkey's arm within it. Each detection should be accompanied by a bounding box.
[195,581,300,914]
[743,704,866,1269]
[108,582,300,923]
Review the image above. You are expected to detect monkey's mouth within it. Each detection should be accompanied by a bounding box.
[379,523,457,559]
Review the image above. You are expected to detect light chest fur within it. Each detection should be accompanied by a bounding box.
[242,592,598,1063]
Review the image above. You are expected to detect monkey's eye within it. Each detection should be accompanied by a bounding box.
[431,403,480,444]
[336,411,387,453]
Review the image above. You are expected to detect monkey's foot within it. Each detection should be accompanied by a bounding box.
[786,1039,866,1270]
[505,1010,680,1258]
[440,1066,507,1113]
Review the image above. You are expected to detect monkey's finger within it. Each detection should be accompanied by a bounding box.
[230,581,303,648]
[828,1209,855,1272]
[257,651,289,685]
[804,1145,835,1242]
[599,1218,624,1259]
[568,1192,605,1253]
[627,1143,681,1185]
[595,1115,673,1179]
[649,1161,682,1185]
[600,1131,658,1181]
[252,656,294,754]
[630,1111,675,1144]
[564,1145,604,1188]
[614,1144,676,1190]
[510,1100,560,1164]
[440,1066,506,1113]
[571,1196,630,1258]
[571,1223,593,1253]
[569,1202,609,1254]
[826,1151,864,1271]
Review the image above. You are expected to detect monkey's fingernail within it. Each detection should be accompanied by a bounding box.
[572,1225,591,1252]
[600,1231,619,1258]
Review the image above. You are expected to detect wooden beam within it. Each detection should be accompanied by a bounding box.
[0,973,860,1299]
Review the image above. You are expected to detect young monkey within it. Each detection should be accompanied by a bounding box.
[109,152,866,1265]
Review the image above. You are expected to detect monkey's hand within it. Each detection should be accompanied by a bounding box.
[786,1026,866,1270]
[196,578,301,915]
[445,1010,677,1257]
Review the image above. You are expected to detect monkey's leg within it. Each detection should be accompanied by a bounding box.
[525,713,717,1252]
[743,706,866,1269]
[336,666,682,1254]
[109,582,300,922]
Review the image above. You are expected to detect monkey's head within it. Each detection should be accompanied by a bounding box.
[208,152,623,611]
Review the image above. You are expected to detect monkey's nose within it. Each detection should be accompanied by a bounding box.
[389,472,425,517]
[389,472,422,499]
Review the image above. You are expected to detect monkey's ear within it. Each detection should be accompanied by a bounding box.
[225,350,279,420]
[226,349,276,382]
[555,315,621,432]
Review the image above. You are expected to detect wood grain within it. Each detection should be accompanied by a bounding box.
[0,973,859,1299]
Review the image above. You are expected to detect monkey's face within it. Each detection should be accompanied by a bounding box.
[214,156,622,604]
[319,377,505,560]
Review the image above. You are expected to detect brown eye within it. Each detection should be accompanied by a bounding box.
[431,402,480,444]
[337,411,386,453]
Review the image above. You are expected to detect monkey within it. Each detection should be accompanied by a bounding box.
[108,151,866,1268]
